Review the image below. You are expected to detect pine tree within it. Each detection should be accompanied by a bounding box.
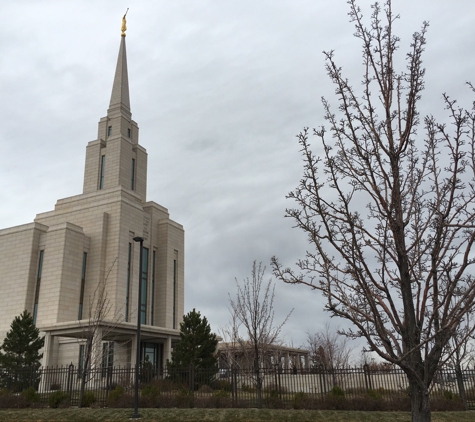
[0,310,44,369]
[0,311,44,391]
[167,309,218,388]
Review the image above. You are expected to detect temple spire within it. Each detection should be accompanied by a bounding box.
[108,15,131,119]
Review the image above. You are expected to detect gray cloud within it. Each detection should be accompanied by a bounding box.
[1,0,474,350]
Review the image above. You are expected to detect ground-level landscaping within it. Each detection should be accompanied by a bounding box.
[1,409,475,422]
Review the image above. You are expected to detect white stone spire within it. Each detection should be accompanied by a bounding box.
[108,35,131,120]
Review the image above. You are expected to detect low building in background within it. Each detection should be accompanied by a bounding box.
[218,342,309,372]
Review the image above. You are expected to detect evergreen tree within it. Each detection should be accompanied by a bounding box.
[0,311,44,391]
[167,309,218,388]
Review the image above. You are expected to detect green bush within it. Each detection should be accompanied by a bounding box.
[330,385,345,397]
[155,378,177,392]
[264,391,284,409]
[264,383,287,394]
[107,385,125,403]
[49,390,70,408]
[142,384,160,398]
[241,383,255,393]
[21,386,40,403]
[176,388,195,408]
[107,393,137,408]
[367,388,384,400]
[212,379,232,391]
[292,391,308,409]
[214,389,230,399]
[80,391,97,407]
[212,389,231,408]
[198,384,213,394]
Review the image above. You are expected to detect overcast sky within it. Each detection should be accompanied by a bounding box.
[1,0,474,354]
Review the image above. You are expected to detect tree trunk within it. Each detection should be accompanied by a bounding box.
[254,355,262,409]
[410,381,431,422]
[455,362,468,410]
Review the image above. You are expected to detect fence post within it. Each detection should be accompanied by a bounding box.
[363,364,373,391]
[318,364,325,401]
[231,364,237,406]
[189,364,195,391]
[105,365,111,398]
[67,363,74,397]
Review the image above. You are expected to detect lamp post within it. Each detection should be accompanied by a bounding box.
[131,236,144,419]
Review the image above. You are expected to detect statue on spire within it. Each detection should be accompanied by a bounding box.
[121,9,129,37]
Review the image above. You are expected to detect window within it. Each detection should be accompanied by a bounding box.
[151,250,156,325]
[125,242,132,322]
[33,250,44,324]
[141,247,149,324]
[108,126,112,136]
[173,251,178,329]
[99,155,105,189]
[78,252,87,319]
[102,342,114,377]
[127,128,131,138]
[131,158,135,190]
[141,342,163,369]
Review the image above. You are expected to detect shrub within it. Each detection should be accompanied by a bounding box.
[80,391,97,408]
[49,390,70,408]
[107,393,136,408]
[214,389,230,399]
[330,386,345,397]
[142,384,161,400]
[241,383,255,393]
[292,391,308,409]
[144,378,177,393]
[264,391,285,409]
[21,386,40,403]
[0,388,11,396]
[107,385,125,404]
[367,388,384,400]
[212,389,232,408]
[0,388,29,409]
[175,388,194,408]
[264,383,287,394]
[198,384,213,394]
[212,379,232,392]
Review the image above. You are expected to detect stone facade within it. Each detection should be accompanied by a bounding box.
[0,32,184,370]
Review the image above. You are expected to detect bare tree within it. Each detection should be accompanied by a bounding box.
[271,1,475,421]
[228,261,292,408]
[77,258,124,407]
[306,323,353,371]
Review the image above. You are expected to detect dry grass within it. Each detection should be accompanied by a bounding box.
[0,409,474,422]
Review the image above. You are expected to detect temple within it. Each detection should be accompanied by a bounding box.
[0,20,185,371]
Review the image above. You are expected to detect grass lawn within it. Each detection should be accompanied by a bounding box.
[1,409,475,422]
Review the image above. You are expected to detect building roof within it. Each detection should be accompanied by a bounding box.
[218,342,308,355]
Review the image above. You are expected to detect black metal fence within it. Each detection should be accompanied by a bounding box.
[1,364,474,410]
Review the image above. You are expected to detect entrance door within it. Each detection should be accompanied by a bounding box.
[141,342,163,370]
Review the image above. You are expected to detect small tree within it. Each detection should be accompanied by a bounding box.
[307,323,352,370]
[77,258,121,407]
[228,261,292,408]
[0,310,44,391]
[306,323,353,386]
[167,309,218,389]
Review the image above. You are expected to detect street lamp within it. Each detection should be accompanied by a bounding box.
[131,236,144,419]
